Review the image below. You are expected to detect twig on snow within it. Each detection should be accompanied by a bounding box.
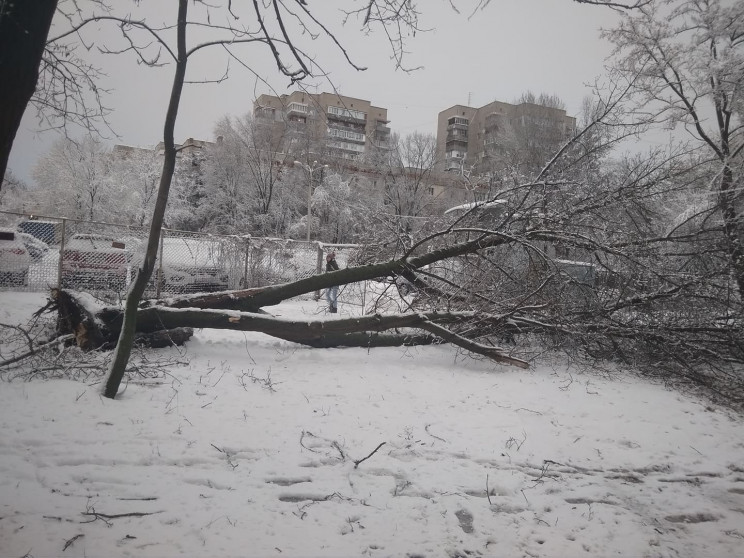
[424,423,447,442]
[300,430,319,453]
[211,443,239,470]
[332,441,347,461]
[81,510,161,525]
[62,534,84,551]
[0,334,74,368]
[353,442,386,469]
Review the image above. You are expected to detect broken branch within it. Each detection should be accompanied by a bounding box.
[353,442,386,469]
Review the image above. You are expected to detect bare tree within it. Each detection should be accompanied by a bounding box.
[39,0,428,398]
[471,0,652,14]
[383,132,440,221]
[603,0,744,299]
[1,0,113,187]
[573,0,651,9]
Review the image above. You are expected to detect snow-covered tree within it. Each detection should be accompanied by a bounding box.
[32,136,114,221]
[604,0,744,298]
[0,170,28,211]
[107,147,162,226]
[201,114,299,236]
[381,132,440,222]
[307,172,358,243]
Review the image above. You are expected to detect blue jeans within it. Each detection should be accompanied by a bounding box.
[326,285,338,308]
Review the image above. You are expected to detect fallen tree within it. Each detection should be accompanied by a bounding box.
[53,289,529,369]
[53,290,528,368]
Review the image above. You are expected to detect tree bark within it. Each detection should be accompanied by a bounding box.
[54,289,193,350]
[0,0,58,183]
[59,290,528,368]
[718,164,744,300]
[103,0,189,398]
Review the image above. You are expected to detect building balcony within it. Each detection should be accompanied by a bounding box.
[327,105,367,124]
[445,159,463,171]
[447,121,469,131]
[447,116,469,126]
[446,142,468,152]
[327,113,367,126]
[328,127,366,144]
[254,107,276,120]
[287,102,309,116]
[327,139,366,154]
[376,123,391,135]
[446,134,468,144]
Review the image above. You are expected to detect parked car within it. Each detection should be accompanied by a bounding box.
[61,233,133,290]
[16,231,49,262]
[0,229,31,286]
[157,237,229,294]
[17,219,63,244]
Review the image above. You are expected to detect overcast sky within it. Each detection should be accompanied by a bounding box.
[8,0,621,185]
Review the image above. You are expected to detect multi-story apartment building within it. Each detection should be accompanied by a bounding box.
[436,100,576,174]
[153,137,214,157]
[253,91,391,160]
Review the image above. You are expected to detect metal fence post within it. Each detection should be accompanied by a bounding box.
[243,237,250,288]
[57,218,67,289]
[315,242,324,300]
[156,229,165,299]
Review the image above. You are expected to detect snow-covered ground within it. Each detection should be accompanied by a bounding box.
[1,291,743,557]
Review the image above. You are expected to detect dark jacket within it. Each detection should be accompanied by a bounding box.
[326,258,339,272]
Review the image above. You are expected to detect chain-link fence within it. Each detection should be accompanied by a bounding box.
[0,210,360,301]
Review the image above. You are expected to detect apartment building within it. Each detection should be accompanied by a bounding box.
[153,137,214,157]
[436,100,576,174]
[253,91,391,160]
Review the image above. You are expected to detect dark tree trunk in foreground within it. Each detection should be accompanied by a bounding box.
[103,0,189,399]
[0,0,57,183]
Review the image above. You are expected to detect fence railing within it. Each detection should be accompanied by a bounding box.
[0,210,359,300]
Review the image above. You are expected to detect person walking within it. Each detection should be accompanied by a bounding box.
[325,251,339,313]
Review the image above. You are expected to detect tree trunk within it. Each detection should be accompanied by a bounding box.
[54,289,193,350]
[58,290,529,369]
[718,164,744,300]
[157,233,526,312]
[103,0,189,398]
[0,0,58,183]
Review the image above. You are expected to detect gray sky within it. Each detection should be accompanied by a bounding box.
[8,0,621,185]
